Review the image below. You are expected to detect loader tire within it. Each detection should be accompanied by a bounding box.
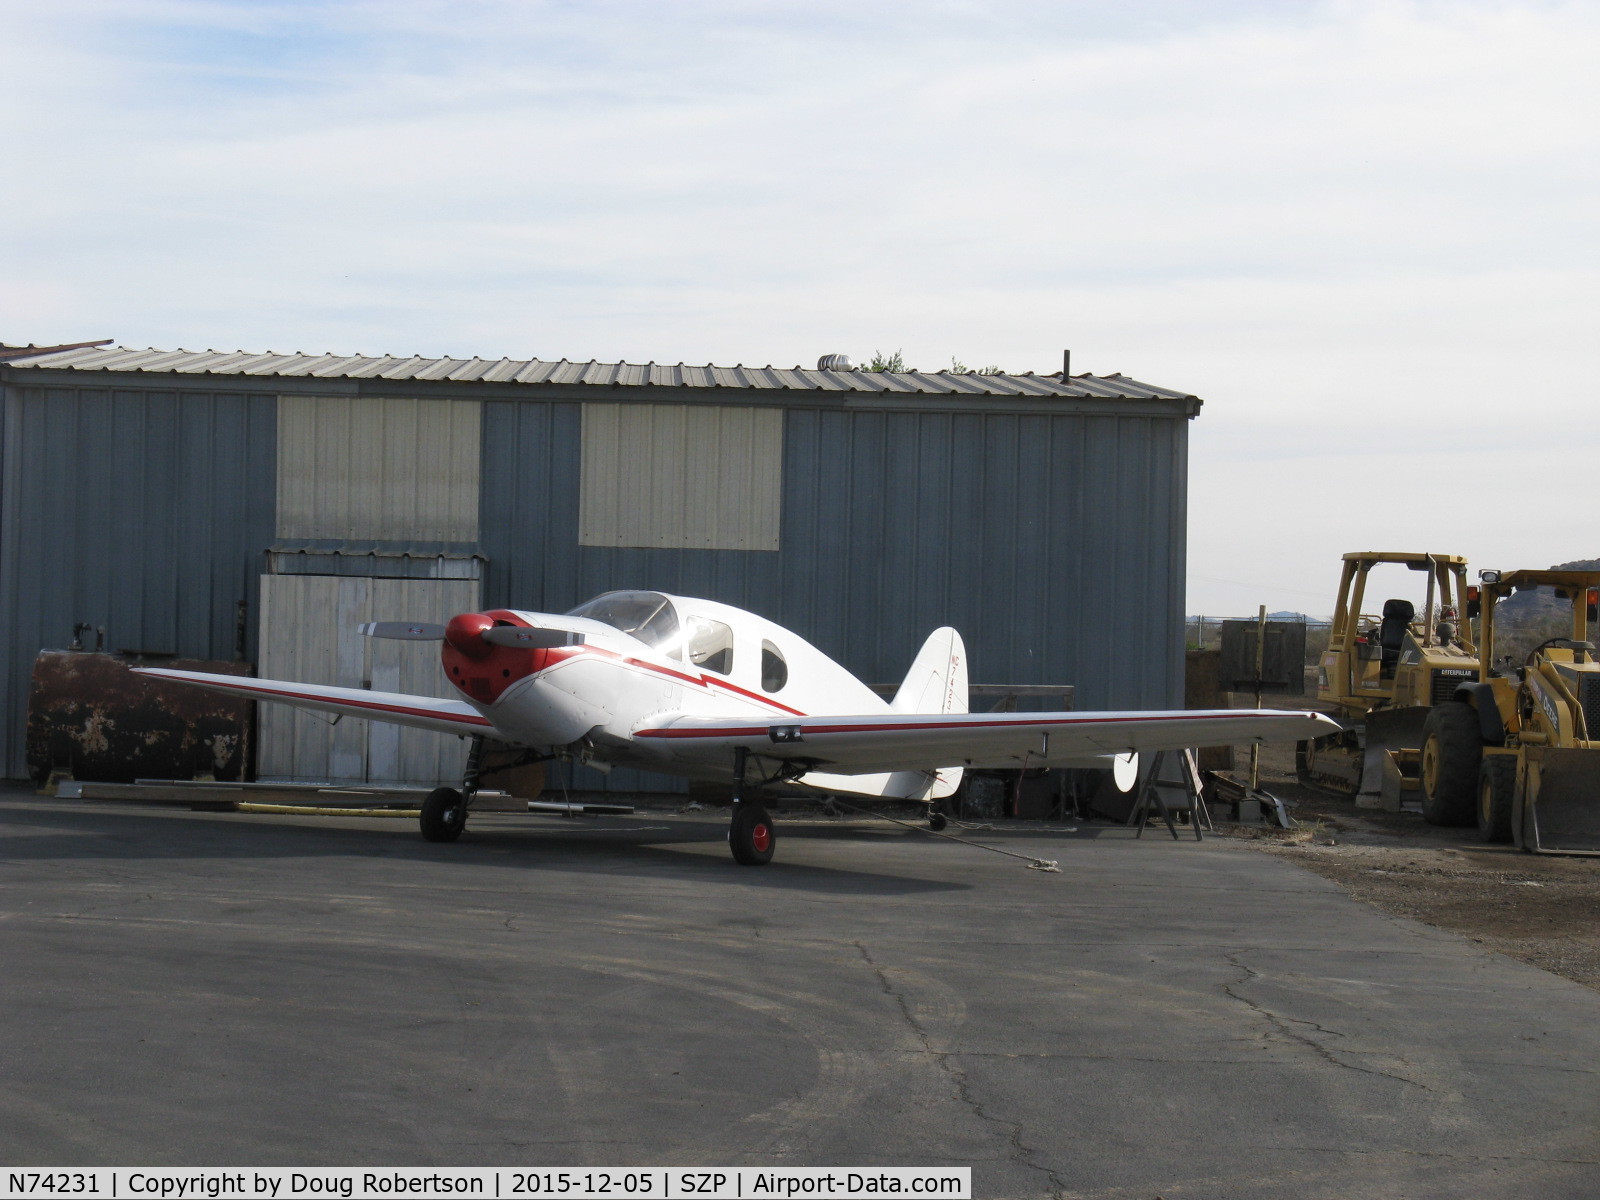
[1420,702,1481,827]
[1477,755,1515,844]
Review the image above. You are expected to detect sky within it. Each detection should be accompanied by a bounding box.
[2,0,1595,617]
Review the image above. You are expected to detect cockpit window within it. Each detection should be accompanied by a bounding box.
[685,617,735,675]
[761,640,788,692]
[565,591,681,652]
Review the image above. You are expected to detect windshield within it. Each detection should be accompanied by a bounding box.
[565,591,681,652]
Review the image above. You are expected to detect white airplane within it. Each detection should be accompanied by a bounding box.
[135,590,1337,865]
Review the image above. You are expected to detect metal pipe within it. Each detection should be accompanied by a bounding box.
[1250,604,1266,793]
[1423,555,1437,647]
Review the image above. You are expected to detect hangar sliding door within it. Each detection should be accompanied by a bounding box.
[257,575,479,785]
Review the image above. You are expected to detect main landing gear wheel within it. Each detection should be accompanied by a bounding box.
[729,803,776,865]
[928,811,949,832]
[420,786,467,842]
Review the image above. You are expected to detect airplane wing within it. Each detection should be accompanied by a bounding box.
[635,708,1339,774]
[132,668,495,739]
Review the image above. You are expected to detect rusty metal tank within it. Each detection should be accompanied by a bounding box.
[26,650,254,785]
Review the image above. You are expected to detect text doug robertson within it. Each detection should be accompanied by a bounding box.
[122,1176,483,1198]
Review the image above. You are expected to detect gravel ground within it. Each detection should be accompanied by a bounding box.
[1218,739,1600,992]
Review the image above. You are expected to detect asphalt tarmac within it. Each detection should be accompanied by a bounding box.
[4,784,1599,1198]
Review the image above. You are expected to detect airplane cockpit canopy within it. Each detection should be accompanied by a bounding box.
[566,591,680,650]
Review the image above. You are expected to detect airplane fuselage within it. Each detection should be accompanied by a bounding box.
[442,597,888,782]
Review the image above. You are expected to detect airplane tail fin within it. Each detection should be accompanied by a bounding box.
[891,628,967,800]
[891,627,968,716]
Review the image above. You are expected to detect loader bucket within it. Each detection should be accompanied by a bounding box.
[1516,747,1600,856]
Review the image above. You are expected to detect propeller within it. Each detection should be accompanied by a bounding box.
[360,621,446,641]
[360,619,584,650]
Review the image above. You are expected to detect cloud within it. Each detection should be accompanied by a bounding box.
[1,0,1594,608]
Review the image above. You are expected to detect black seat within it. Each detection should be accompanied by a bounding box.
[1379,598,1414,677]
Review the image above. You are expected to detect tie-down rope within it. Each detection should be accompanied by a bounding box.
[821,796,1061,873]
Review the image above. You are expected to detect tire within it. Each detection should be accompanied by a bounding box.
[1420,702,1482,826]
[729,803,776,865]
[928,811,949,832]
[1477,755,1515,844]
[420,786,467,842]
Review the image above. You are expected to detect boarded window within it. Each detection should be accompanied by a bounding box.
[276,395,480,541]
[580,403,781,551]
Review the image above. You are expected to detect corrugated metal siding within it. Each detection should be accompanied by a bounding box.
[0,382,276,778]
[1,366,1189,790]
[481,398,1188,791]
[580,403,782,550]
[779,408,1185,708]
[276,395,480,541]
[257,574,478,784]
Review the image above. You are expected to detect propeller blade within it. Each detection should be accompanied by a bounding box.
[360,621,447,641]
[481,627,586,649]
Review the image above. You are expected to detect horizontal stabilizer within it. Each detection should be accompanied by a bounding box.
[360,621,446,641]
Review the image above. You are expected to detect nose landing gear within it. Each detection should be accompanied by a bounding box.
[420,787,468,842]
[419,736,486,843]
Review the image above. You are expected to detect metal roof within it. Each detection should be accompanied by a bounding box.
[0,343,1198,401]
[0,338,112,361]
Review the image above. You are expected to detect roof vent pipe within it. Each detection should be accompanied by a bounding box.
[1062,349,1071,377]
[817,353,854,371]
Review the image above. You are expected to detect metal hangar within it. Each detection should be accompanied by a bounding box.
[0,342,1202,791]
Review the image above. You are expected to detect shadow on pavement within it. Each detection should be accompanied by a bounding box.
[0,796,973,896]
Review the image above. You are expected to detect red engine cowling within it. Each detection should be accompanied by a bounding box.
[441,610,552,703]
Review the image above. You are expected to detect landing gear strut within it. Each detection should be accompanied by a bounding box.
[420,735,485,843]
[727,746,776,865]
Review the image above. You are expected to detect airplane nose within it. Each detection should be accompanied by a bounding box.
[444,612,495,659]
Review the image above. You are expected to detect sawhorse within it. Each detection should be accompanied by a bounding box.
[1132,748,1211,841]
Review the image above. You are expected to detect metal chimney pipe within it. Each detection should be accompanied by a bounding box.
[1062,349,1071,377]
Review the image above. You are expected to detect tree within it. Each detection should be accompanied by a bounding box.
[949,357,1006,375]
[862,351,1008,374]
[863,349,907,372]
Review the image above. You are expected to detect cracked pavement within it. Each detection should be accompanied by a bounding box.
[3,786,1599,1198]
